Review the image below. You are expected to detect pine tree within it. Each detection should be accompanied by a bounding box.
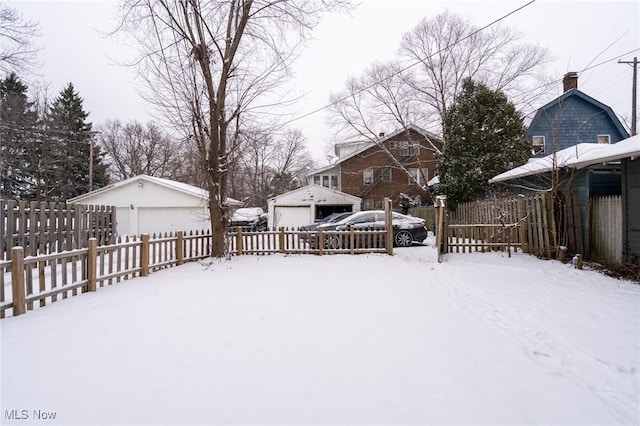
[45,83,108,200]
[437,79,530,208]
[0,73,38,199]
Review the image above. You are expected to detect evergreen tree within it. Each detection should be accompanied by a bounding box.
[46,83,108,200]
[0,73,38,199]
[437,79,530,208]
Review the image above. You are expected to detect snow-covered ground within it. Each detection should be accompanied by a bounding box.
[1,243,638,425]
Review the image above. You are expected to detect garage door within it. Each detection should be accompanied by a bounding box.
[273,206,312,229]
[138,207,209,235]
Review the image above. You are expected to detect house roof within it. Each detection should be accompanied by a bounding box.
[309,125,443,175]
[488,143,614,184]
[68,174,242,205]
[566,135,640,169]
[529,88,629,139]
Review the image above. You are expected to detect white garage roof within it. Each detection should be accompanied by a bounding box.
[270,184,362,204]
[68,174,241,206]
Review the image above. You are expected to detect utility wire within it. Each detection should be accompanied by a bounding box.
[281,0,538,126]
[520,47,640,120]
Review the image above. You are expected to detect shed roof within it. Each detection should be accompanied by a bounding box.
[488,143,614,183]
[566,135,640,169]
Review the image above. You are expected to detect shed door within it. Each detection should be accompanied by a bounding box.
[273,206,312,229]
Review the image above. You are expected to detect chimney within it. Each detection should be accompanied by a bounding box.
[563,72,578,92]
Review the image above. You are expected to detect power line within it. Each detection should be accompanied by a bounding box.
[281,0,538,126]
[520,48,640,120]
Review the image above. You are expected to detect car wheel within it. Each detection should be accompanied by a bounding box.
[324,235,341,249]
[394,230,413,247]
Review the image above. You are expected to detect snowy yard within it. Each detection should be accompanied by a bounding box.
[1,243,638,425]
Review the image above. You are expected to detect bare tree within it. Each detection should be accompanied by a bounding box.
[399,10,551,139]
[0,3,40,74]
[270,129,314,191]
[327,61,436,202]
[119,0,348,257]
[228,128,314,207]
[329,61,424,141]
[97,119,189,181]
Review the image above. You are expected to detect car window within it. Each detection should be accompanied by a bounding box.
[352,213,375,223]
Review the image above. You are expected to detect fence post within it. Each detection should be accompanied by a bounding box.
[86,238,97,292]
[236,228,243,255]
[435,196,447,263]
[11,246,26,316]
[384,197,393,255]
[317,228,324,256]
[279,227,285,253]
[140,234,150,277]
[517,195,529,253]
[349,225,355,255]
[176,231,184,265]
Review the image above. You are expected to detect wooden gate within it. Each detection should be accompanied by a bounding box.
[435,194,559,262]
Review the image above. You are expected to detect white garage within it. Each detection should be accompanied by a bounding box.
[268,184,361,229]
[68,175,241,237]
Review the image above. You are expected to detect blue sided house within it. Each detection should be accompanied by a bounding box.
[491,72,630,257]
[527,72,629,156]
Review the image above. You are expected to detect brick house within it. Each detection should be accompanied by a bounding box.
[309,126,443,211]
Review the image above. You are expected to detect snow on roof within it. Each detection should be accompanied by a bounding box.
[68,174,242,205]
[427,175,439,186]
[566,135,640,169]
[489,143,614,184]
[143,175,209,199]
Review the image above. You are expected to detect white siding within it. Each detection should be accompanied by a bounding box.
[71,178,210,236]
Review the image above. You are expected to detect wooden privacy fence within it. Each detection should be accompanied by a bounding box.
[588,196,622,264]
[441,193,558,258]
[407,206,436,234]
[1,200,116,260]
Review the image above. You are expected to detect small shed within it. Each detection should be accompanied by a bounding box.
[68,175,241,237]
[267,184,361,229]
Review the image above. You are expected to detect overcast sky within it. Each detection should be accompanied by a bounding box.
[8,0,640,163]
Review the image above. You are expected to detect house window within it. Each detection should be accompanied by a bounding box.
[363,199,374,210]
[531,136,545,153]
[597,134,611,144]
[363,168,374,185]
[313,174,338,189]
[388,141,396,149]
[330,175,338,189]
[408,168,429,186]
[397,141,419,157]
[380,167,392,182]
